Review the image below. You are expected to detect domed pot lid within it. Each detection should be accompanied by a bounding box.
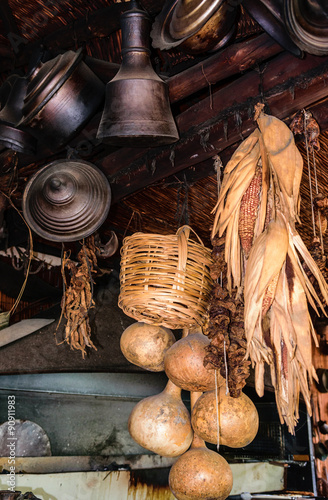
[242,0,302,57]
[284,0,328,55]
[170,0,224,39]
[22,159,111,242]
[151,0,191,50]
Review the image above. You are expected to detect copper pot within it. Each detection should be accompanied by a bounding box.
[19,49,105,152]
[170,0,238,54]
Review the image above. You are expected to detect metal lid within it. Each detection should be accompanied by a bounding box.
[22,159,111,242]
[22,49,83,119]
[151,0,190,50]
[284,0,328,55]
[170,0,223,39]
[0,75,37,154]
[0,123,36,154]
[243,0,302,57]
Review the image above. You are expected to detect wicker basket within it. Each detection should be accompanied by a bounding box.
[118,225,213,329]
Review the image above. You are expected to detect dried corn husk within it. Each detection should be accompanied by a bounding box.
[257,112,303,223]
[212,129,261,291]
[210,106,328,433]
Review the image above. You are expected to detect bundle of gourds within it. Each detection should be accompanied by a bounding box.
[210,104,328,433]
[121,321,259,500]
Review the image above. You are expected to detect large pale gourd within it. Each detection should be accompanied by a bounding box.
[164,332,222,391]
[169,392,233,500]
[128,379,193,457]
[191,389,259,448]
[120,321,175,371]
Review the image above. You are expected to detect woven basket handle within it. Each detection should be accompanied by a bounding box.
[176,225,205,272]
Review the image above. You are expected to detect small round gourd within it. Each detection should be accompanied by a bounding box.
[191,389,259,448]
[128,379,193,457]
[120,322,176,371]
[164,333,223,391]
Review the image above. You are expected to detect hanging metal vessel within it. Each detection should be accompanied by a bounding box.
[0,75,37,154]
[20,50,105,152]
[96,1,179,147]
[22,159,111,242]
[284,0,328,55]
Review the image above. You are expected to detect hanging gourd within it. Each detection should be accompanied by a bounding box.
[164,330,224,391]
[191,388,259,448]
[120,322,176,371]
[128,378,193,457]
[169,391,233,500]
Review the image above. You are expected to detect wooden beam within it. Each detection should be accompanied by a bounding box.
[168,33,283,104]
[103,52,328,203]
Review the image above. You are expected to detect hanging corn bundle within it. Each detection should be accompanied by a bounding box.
[211,103,328,433]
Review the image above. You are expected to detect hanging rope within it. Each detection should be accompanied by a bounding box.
[215,370,221,452]
[303,110,317,240]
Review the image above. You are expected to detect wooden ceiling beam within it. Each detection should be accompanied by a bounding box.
[104,52,328,203]
[168,33,283,104]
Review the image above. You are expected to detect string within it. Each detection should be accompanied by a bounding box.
[215,370,220,452]
[312,148,325,256]
[223,339,229,395]
[304,110,316,239]
[201,64,213,110]
[213,155,223,199]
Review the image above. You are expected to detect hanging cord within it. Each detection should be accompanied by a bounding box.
[175,176,190,228]
[215,370,221,452]
[123,208,143,239]
[0,190,33,320]
[213,154,223,200]
[223,339,229,395]
[312,146,325,256]
[55,243,69,344]
[304,110,317,239]
[201,64,213,110]
[303,109,325,256]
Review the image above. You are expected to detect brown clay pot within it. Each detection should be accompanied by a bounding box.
[120,322,176,371]
[191,388,259,448]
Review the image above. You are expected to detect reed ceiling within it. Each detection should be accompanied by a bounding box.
[0,0,326,275]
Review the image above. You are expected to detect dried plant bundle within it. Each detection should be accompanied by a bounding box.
[57,236,98,358]
[210,105,328,433]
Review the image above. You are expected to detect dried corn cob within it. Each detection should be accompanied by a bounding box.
[239,166,262,259]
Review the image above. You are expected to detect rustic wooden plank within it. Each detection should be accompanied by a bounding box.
[168,33,283,104]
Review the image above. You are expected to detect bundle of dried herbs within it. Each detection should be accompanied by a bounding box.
[58,236,98,358]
